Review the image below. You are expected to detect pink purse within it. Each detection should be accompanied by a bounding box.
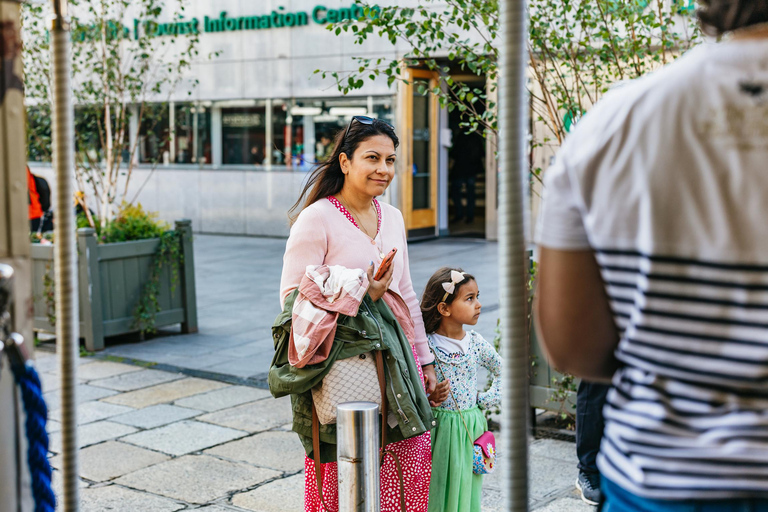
[472,431,497,474]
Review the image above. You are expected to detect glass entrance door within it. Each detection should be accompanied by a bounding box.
[401,69,439,237]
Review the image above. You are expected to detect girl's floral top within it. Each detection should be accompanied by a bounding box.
[428,330,502,412]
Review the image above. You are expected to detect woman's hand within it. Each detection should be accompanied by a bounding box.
[429,378,450,407]
[422,364,438,396]
[365,261,394,302]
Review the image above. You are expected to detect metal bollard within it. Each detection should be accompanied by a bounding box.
[337,402,381,512]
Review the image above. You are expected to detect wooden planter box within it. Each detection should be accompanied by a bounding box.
[529,317,578,414]
[31,219,198,351]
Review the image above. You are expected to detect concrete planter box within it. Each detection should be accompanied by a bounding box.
[31,219,198,351]
[529,317,578,415]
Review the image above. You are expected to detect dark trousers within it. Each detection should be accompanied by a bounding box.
[450,176,477,221]
[576,381,610,474]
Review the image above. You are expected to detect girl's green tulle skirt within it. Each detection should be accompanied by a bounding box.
[428,406,487,512]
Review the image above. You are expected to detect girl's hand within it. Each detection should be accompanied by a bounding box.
[422,365,438,396]
[429,378,450,407]
[365,261,394,302]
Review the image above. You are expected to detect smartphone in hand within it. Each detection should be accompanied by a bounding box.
[374,248,398,281]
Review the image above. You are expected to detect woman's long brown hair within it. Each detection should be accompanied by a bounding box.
[287,118,399,224]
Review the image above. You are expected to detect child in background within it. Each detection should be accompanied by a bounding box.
[421,267,501,512]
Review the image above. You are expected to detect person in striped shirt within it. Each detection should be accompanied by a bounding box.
[535,1,768,510]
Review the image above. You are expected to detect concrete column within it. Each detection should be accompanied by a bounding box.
[302,114,315,168]
[129,104,140,165]
[265,99,273,170]
[192,103,199,165]
[211,106,222,167]
[169,101,175,163]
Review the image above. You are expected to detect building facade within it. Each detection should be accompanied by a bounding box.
[29,0,498,239]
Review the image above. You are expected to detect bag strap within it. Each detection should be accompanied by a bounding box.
[374,351,406,511]
[430,338,475,445]
[312,402,335,512]
[311,350,405,511]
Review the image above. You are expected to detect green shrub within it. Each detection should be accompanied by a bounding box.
[99,203,168,244]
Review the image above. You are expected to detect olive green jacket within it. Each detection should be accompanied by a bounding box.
[268,289,435,463]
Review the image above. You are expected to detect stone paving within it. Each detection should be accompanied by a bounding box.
[100,235,500,385]
[39,350,592,511]
[37,235,592,510]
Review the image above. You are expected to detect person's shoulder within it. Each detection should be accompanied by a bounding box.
[377,199,405,224]
[559,48,706,167]
[293,200,332,230]
[470,330,492,348]
[377,199,401,215]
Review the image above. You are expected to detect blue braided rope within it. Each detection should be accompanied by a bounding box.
[11,363,56,512]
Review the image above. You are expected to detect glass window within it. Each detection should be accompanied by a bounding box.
[222,104,267,165]
[175,103,212,165]
[412,79,432,210]
[138,104,170,164]
[276,97,393,170]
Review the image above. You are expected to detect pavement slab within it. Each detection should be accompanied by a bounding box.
[49,400,134,425]
[50,440,169,482]
[120,420,248,456]
[49,420,138,453]
[76,361,144,381]
[50,470,87,505]
[101,377,229,408]
[174,386,271,412]
[535,496,595,511]
[197,396,292,433]
[204,431,305,472]
[44,384,118,411]
[88,368,184,392]
[114,454,281,504]
[39,371,65,393]
[529,454,580,503]
[529,438,577,464]
[110,404,202,429]
[231,473,304,512]
[79,485,185,512]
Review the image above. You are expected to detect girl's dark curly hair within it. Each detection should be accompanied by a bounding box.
[698,0,768,36]
[420,267,476,334]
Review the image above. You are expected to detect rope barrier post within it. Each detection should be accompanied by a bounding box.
[50,0,80,510]
[499,0,530,511]
[337,402,381,512]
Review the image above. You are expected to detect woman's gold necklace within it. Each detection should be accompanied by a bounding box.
[339,194,385,259]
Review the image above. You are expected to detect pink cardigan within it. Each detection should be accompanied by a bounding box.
[280,198,434,365]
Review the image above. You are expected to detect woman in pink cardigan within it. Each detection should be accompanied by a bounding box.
[281,116,441,512]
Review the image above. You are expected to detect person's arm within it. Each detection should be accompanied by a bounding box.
[279,208,328,308]
[533,247,619,382]
[396,213,434,366]
[475,334,502,410]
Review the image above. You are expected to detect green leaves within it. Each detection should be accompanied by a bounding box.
[23,0,209,226]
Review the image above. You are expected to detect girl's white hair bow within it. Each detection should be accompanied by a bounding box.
[441,270,467,301]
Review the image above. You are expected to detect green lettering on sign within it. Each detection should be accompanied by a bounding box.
[130,3,374,38]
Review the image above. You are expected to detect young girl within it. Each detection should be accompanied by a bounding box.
[421,267,502,512]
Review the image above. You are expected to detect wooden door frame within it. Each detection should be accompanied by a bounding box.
[399,68,439,233]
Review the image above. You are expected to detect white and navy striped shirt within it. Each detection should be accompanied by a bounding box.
[536,40,768,499]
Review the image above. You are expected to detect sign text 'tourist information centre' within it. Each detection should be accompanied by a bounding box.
[133,3,377,39]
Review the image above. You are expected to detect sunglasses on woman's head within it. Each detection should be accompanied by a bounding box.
[342,115,375,141]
